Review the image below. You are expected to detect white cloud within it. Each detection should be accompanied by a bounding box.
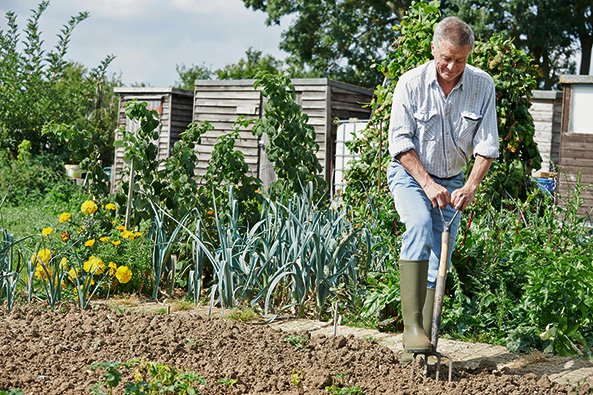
[0,0,286,86]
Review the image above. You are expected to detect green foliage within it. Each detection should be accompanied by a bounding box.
[198,125,262,229]
[215,47,282,80]
[42,122,111,199]
[91,359,206,395]
[0,3,118,161]
[175,62,212,89]
[283,334,308,348]
[344,0,542,229]
[241,0,407,87]
[443,0,581,88]
[469,36,542,200]
[443,177,593,356]
[0,149,76,206]
[252,72,327,201]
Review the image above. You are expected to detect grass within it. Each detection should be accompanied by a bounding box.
[227,306,260,322]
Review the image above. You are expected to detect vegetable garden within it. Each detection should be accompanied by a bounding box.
[1,1,593,394]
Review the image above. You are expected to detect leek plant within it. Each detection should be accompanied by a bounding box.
[0,229,19,311]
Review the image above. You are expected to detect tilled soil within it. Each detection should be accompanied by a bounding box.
[0,303,588,395]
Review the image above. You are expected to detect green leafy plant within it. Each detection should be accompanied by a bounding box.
[291,369,305,395]
[284,334,308,348]
[251,72,327,201]
[217,378,238,394]
[442,172,593,356]
[91,359,206,395]
[325,373,366,394]
[0,3,116,161]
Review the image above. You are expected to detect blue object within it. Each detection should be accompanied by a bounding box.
[533,177,557,195]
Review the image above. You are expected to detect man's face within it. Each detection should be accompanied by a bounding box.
[431,40,472,84]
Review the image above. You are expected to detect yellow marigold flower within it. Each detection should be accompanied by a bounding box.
[41,227,54,236]
[104,203,116,210]
[68,268,79,281]
[99,236,109,242]
[59,212,71,223]
[121,230,133,239]
[133,231,142,238]
[116,225,126,231]
[83,256,105,275]
[108,262,117,276]
[207,210,214,215]
[111,240,121,246]
[85,239,95,247]
[81,200,98,215]
[59,257,69,269]
[32,249,51,265]
[74,285,90,301]
[34,264,53,280]
[116,266,132,284]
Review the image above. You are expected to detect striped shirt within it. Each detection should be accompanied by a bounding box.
[388,61,499,178]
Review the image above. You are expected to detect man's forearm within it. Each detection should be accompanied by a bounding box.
[396,150,434,190]
[465,155,494,194]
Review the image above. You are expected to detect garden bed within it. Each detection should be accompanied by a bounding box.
[0,302,587,394]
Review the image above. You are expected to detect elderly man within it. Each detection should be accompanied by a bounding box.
[387,16,499,363]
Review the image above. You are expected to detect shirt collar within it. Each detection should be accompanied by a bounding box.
[427,60,467,92]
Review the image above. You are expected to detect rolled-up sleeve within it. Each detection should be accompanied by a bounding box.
[388,78,416,159]
[472,79,499,159]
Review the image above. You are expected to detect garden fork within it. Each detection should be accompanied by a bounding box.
[410,208,459,383]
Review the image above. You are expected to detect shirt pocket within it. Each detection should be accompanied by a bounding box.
[457,111,482,146]
[413,108,439,142]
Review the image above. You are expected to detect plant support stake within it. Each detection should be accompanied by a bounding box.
[125,156,135,230]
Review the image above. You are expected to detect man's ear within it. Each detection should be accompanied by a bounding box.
[430,42,435,56]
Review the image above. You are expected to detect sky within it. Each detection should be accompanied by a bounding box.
[0,0,287,87]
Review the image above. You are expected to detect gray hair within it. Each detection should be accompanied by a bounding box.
[433,16,475,50]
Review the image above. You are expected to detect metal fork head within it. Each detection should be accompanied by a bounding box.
[410,350,453,383]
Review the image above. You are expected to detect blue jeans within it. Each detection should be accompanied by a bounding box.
[386,160,463,288]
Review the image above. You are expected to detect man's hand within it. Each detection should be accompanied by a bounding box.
[396,149,452,209]
[451,186,475,211]
[425,182,451,209]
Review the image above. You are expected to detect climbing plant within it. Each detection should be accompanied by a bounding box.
[343,0,542,226]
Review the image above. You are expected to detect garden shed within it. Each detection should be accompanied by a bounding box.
[111,87,194,191]
[191,78,374,189]
[558,75,593,218]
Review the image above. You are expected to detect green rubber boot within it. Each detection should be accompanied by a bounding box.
[399,260,432,361]
[399,287,435,364]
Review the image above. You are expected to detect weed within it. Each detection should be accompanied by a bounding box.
[284,334,308,348]
[326,385,366,394]
[91,359,206,395]
[0,390,25,395]
[228,307,260,322]
[217,378,238,394]
[291,369,304,395]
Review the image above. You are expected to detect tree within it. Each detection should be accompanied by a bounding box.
[241,0,413,88]
[443,0,589,88]
[175,62,213,90]
[570,0,593,75]
[0,2,117,162]
[215,47,282,79]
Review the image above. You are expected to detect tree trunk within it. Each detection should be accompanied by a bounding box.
[579,35,593,75]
